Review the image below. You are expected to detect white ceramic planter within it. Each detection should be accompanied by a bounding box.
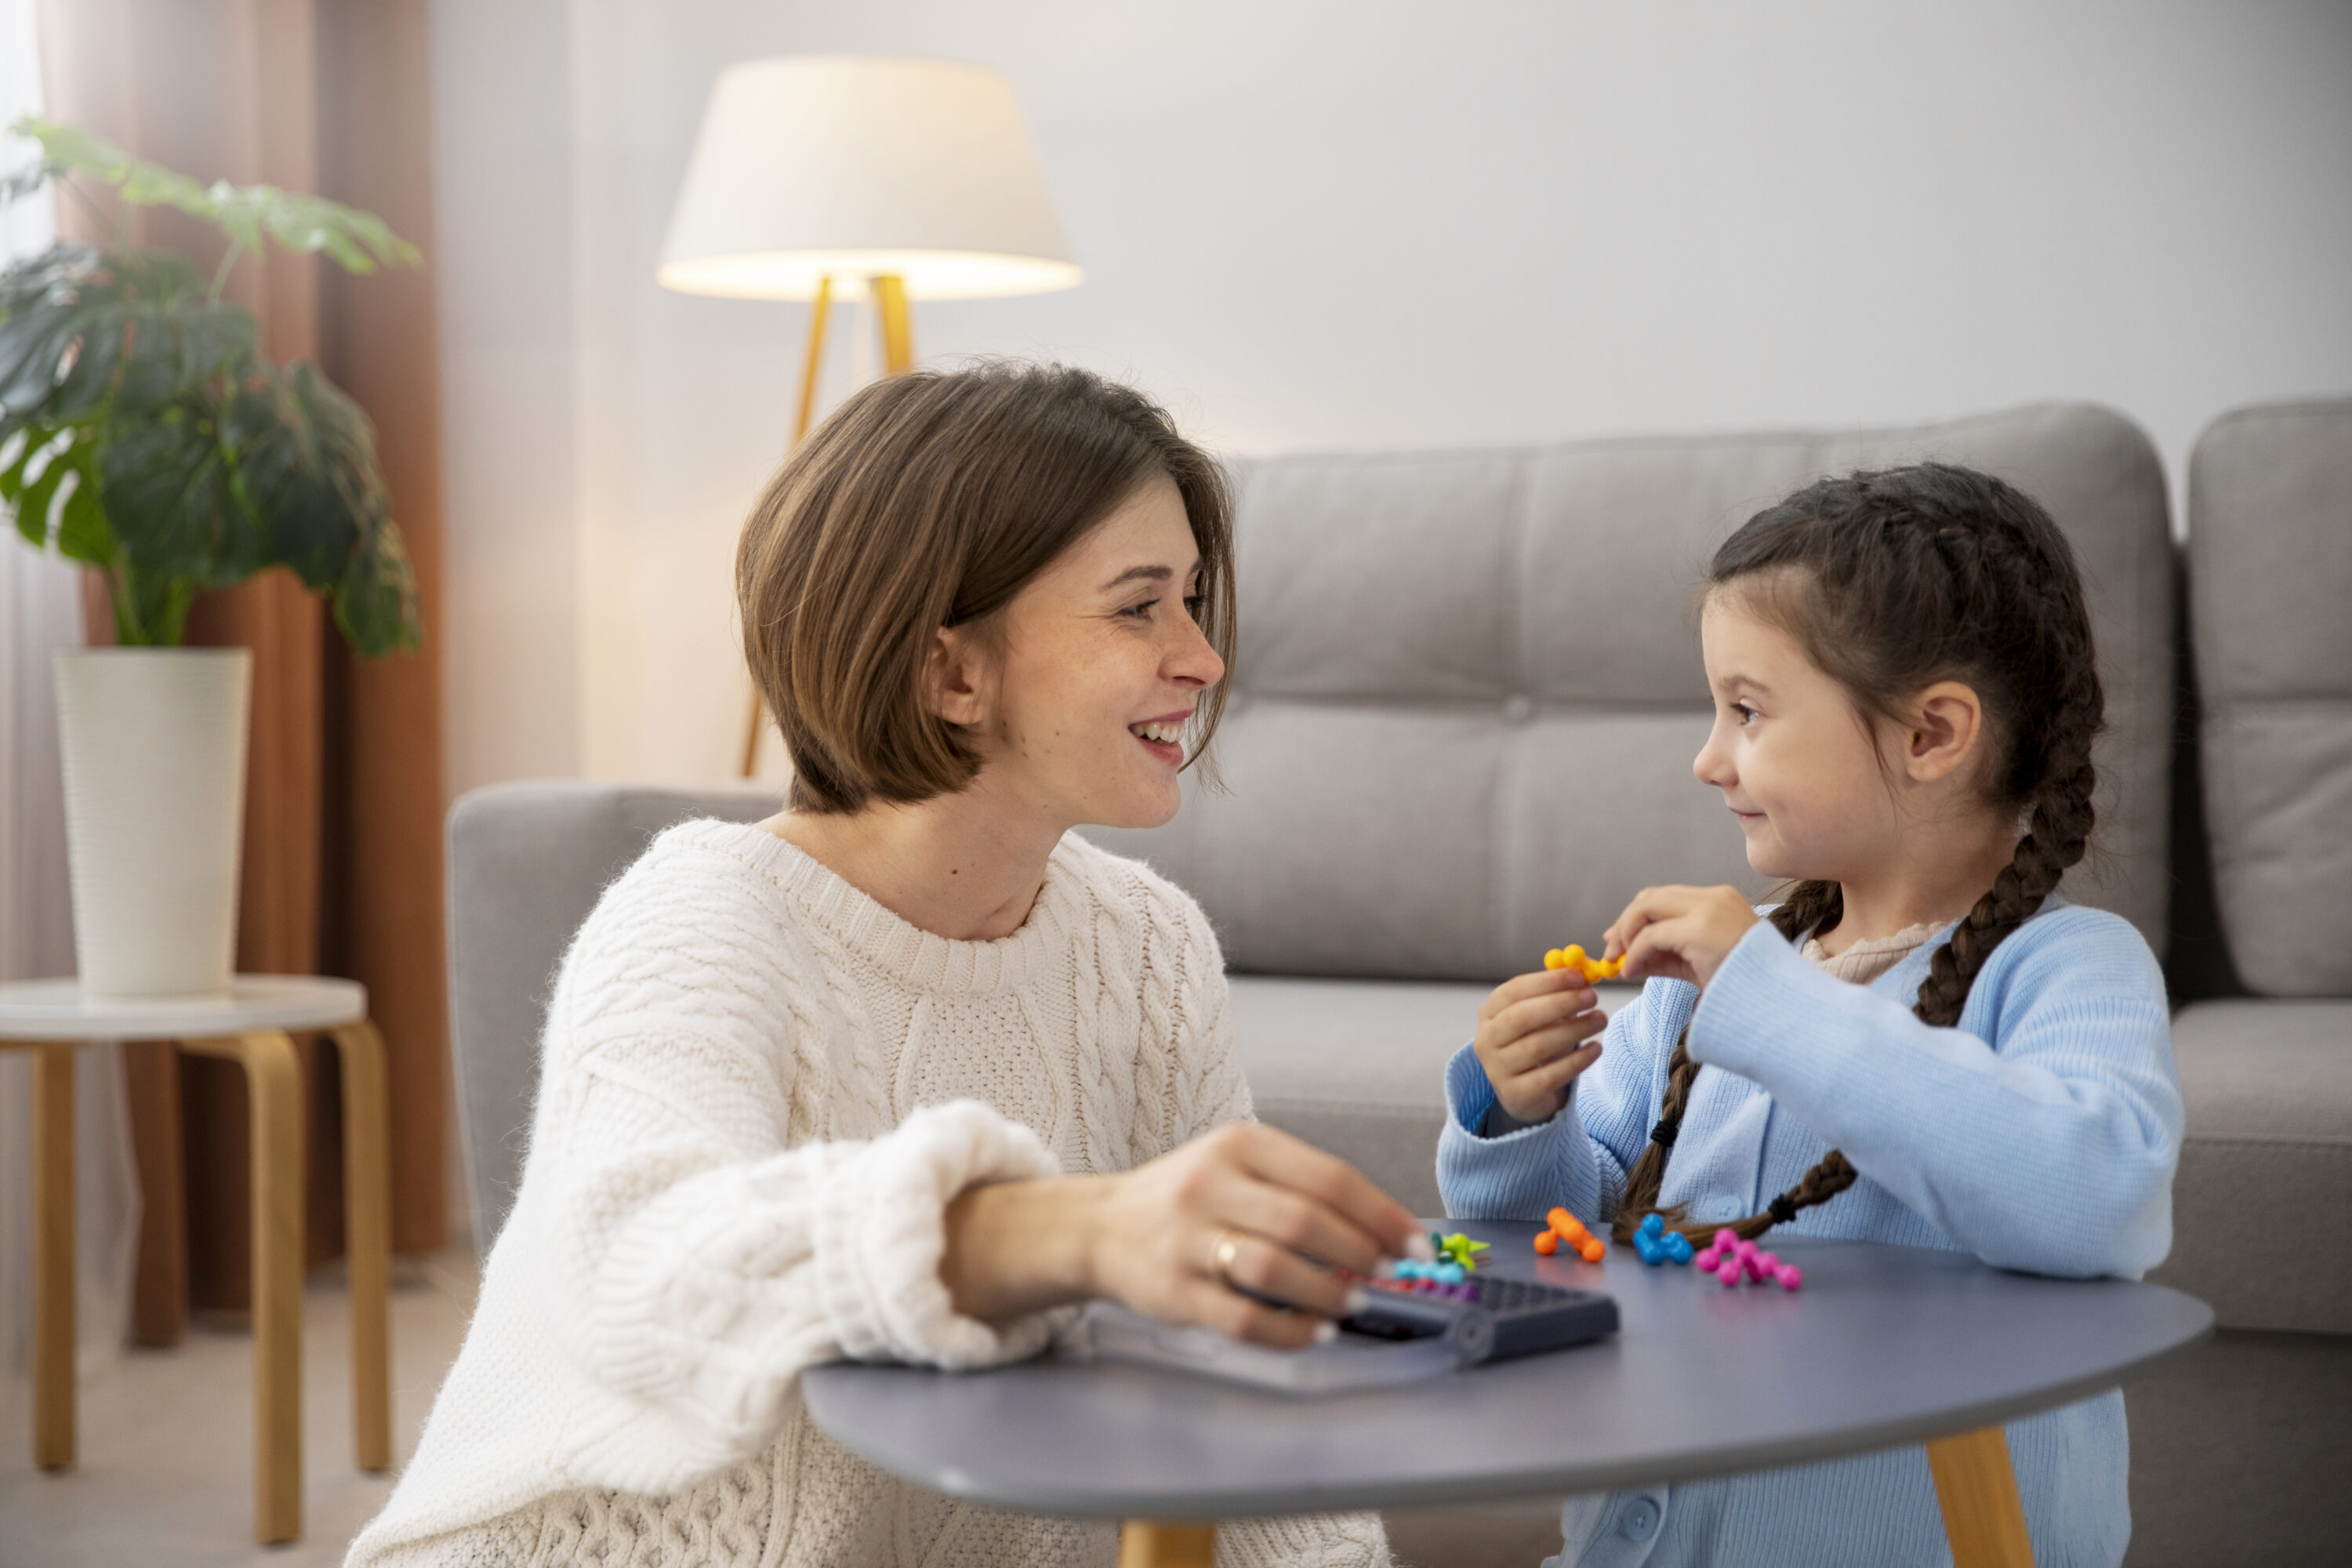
[53,648,251,997]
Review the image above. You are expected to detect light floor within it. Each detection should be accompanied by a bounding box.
[0,1252,479,1568]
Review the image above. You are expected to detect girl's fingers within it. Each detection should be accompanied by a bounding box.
[1523,1040,1603,1098]
[1491,985,1599,1046]
[1496,1014,1607,1075]
[1478,966,1590,1024]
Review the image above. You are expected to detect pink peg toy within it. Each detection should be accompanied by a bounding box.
[1775,1263,1804,1291]
[1693,1247,1720,1271]
[1712,1229,1740,1253]
[1716,1258,1743,1287]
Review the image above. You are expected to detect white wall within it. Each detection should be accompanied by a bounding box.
[432,0,2352,795]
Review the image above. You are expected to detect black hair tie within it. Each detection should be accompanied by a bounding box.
[1767,1194,1799,1225]
[1648,1119,1679,1148]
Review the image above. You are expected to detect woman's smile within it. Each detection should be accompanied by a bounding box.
[1130,709,1193,768]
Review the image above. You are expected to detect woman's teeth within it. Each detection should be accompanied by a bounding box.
[1133,720,1185,745]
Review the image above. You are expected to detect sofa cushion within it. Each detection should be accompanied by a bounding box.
[445,780,781,1251]
[1229,974,1639,1215]
[1089,402,2175,978]
[2149,1000,2352,1334]
[2188,397,2352,995]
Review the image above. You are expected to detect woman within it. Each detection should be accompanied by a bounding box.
[349,363,1421,1567]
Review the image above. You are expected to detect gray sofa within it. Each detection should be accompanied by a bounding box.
[444,399,2347,1566]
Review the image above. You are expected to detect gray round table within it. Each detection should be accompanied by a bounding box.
[803,1217,2211,1568]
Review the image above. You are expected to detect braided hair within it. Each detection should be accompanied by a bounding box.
[1611,463,2106,1245]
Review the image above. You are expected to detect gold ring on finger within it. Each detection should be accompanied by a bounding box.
[1210,1227,1245,1287]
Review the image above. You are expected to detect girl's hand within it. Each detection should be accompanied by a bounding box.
[1606,884,1759,989]
[942,1123,1423,1350]
[1472,967,1607,1124]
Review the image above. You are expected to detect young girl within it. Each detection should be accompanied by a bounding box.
[1438,464,2182,1566]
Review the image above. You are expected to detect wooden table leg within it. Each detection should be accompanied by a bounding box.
[328,1021,393,1471]
[31,1041,76,1470]
[182,1029,306,1544]
[1118,1522,1216,1568]
[1926,1425,2034,1568]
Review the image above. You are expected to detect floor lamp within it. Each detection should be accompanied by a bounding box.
[655,56,1084,779]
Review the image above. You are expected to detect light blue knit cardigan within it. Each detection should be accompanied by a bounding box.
[1436,899,2182,1568]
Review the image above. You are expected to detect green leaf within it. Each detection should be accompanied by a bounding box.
[95,402,263,586]
[0,245,252,423]
[2,429,111,563]
[8,118,421,275]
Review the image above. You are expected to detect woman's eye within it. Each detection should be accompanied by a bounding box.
[1182,593,1207,619]
[1120,599,1156,620]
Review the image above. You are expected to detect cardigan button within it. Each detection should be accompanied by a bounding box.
[1619,1497,1662,1541]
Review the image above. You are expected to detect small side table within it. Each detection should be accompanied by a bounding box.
[0,976,394,1544]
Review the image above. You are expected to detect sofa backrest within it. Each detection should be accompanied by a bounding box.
[2188,397,2352,997]
[1087,402,2176,981]
[445,779,780,1253]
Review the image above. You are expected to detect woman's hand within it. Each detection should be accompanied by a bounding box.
[1605,884,1759,989]
[940,1123,1424,1349]
[1472,968,1607,1124]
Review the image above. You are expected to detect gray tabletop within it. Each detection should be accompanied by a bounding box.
[801,1217,2212,1519]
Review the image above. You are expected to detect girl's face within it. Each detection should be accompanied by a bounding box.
[1692,590,1903,884]
[962,475,1225,832]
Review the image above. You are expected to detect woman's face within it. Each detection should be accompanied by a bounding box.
[966,475,1225,832]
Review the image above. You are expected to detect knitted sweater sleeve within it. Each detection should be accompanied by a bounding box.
[1690,908,2181,1277]
[532,861,1063,1488]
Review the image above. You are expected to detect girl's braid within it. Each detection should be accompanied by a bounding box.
[1611,463,2104,1247]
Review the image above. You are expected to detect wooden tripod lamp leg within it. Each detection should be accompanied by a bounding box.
[1926,1425,2034,1568]
[182,1029,307,1544]
[1117,1522,1215,1568]
[31,1041,76,1470]
[330,1021,394,1472]
[739,273,837,781]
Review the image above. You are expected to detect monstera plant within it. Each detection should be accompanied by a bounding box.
[0,118,423,996]
[0,118,421,651]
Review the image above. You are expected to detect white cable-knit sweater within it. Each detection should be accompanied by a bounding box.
[348,820,1388,1568]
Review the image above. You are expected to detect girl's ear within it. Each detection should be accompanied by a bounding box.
[923,626,996,730]
[1903,680,1986,785]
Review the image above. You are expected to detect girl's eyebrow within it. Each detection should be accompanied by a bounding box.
[1713,669,1771,697]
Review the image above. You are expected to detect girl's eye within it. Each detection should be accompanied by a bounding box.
[1732,701,1761,726]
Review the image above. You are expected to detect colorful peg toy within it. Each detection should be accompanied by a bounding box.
[1631,1212,1696,1267]
[1436,1232,1490,1272]
[1543,943,1624,982]
[1534,1207,1607,1264]
[1690,1227,1803,1291]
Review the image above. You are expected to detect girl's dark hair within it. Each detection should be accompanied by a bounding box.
[1613,462,2106,1245]
[737,361,1236,814]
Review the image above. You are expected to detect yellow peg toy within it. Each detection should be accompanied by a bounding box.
[1542,943,1624,982]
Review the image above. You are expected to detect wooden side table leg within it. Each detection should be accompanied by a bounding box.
[1926,1425,2034,1568]
[31,1042,76,1470]
[184,1029,307,1544]
[329,1021,393,1471]
[1118,1522,1216,1567]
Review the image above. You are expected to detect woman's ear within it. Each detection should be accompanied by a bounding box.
[1904,680,1986,785]
[923,626,996,730]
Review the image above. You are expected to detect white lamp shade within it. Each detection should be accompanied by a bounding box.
[657,56,1083,302]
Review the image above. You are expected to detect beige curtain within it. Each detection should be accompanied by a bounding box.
[35,0,450,1333]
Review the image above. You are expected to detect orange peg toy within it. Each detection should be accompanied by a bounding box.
[1537,1206,1606,1263]
[1543,943,1624,982]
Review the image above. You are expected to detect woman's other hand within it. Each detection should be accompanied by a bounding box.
[1472,968,1607,1124]
[941,1123,1423,1349]
[1605,884,1759,989]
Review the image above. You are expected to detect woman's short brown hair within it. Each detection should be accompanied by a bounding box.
[738,361,1236,815]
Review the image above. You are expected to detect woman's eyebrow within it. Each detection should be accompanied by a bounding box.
[1099,564,1177,590]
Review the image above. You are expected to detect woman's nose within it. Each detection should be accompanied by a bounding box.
[1170,616,1225,689]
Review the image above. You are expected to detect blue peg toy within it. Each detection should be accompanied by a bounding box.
[1633,1213,1696,1267]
